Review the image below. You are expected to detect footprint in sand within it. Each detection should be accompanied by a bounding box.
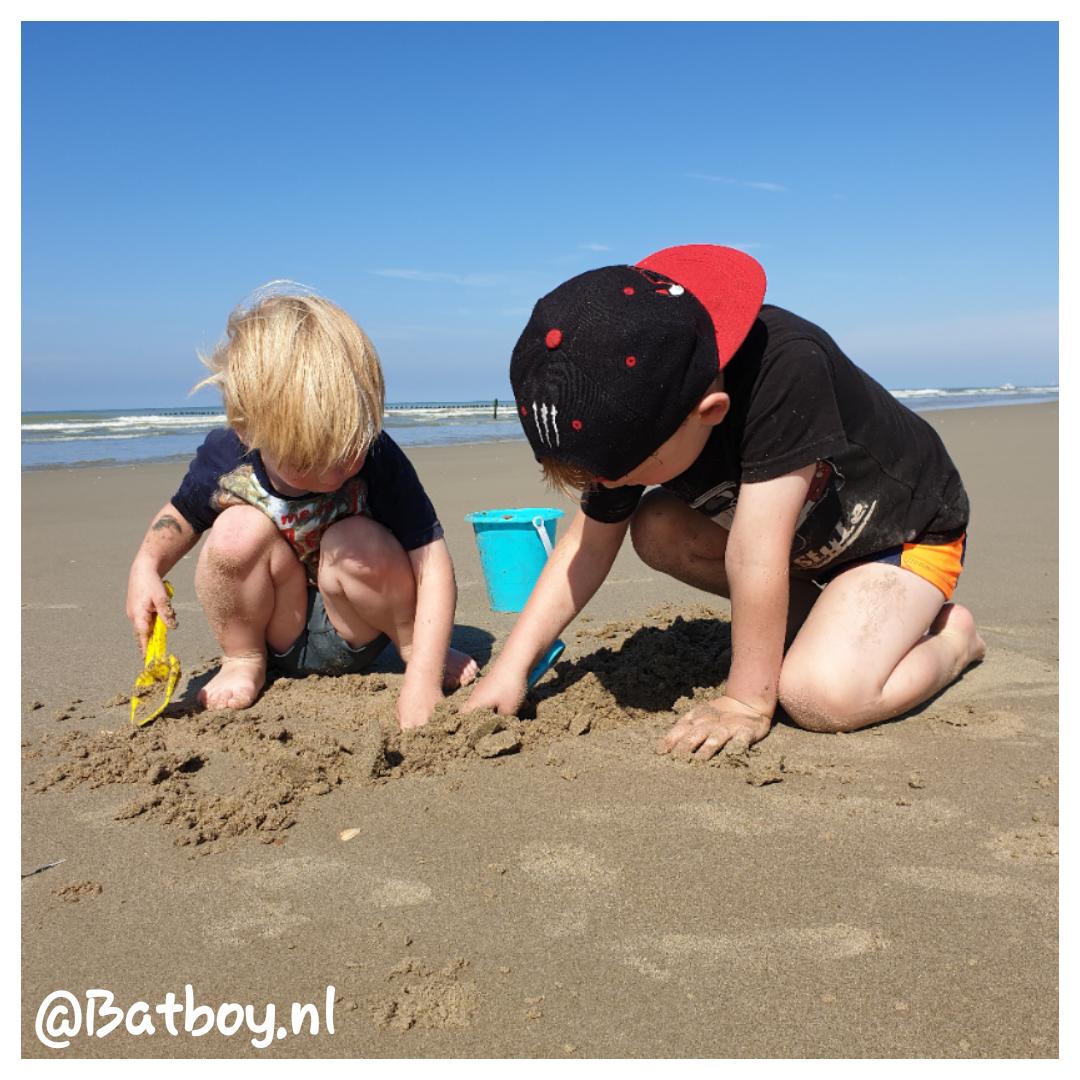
[884,865,1026,898]
[203,866,433,947]
[617,924,889,983]
[517,842,618,888]
[572,799,793,836]
[233,854,347,887]
[367,879,434,908]
[675,800,792,836]
[516,842,620,937]
[233,856,432,907]
[204,897,313,947]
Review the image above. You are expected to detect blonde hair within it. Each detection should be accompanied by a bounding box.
[194,282,385,472]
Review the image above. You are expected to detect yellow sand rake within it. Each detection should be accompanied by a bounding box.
[130,580,181,726]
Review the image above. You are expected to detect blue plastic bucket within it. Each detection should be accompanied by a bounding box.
[465,507,564,613]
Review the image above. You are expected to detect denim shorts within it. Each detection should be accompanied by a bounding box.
[269,587,390,677]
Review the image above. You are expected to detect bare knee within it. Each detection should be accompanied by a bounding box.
[630,490,713,571]
[198,505,279,578]
[778,664,876,733]
[629,491,674,568]
[319,516,410,593]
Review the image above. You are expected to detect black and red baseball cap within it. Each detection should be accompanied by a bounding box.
[509,244,766,480]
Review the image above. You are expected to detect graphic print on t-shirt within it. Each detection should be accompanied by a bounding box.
[690,480,739,529]
[789,460,878,571]
[690,459,879,570]
[210,463,367,579]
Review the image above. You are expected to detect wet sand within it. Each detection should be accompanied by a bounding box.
[21,403,1058,1058]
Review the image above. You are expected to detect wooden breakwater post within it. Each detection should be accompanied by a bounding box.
[493,398,498,419]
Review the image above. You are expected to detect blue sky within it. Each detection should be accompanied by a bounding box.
[22,21,1059,409]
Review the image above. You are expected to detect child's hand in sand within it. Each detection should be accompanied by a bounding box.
[462,668,527,718]
[656,696,772,761]
[396,681,444,731]
[125,565,178,654]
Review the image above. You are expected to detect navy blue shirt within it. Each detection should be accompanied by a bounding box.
[172,429,443,580]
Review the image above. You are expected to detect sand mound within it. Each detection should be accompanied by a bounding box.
[28,605,735,849]
[370,957,480,1032]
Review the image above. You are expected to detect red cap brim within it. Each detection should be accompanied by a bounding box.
[637,244,766,370]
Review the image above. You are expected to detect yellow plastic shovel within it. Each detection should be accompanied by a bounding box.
[130,580,181,726]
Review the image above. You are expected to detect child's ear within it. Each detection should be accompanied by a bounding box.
[697,391,731,427]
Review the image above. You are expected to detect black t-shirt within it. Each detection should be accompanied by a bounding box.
[172,428,443,581]
[581,305,969,581]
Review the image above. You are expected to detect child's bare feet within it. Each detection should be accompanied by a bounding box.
[198,653,267,710]
[397,643,479,692]
[931,602,987,670]
[444,648,479,691]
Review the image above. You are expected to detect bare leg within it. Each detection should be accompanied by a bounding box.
[632,490,984,733]
[194,506,308,709]
[778,562,986,732]
[318,517,477,689]
[630,489,819,642]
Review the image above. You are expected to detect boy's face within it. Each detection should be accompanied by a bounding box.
[261,449,366,496]
[598,389,729,489]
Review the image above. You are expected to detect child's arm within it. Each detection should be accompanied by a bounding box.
[396,536,459,729]
[658,464,816,758]
[466,508,631,715]
[125,502,200,653]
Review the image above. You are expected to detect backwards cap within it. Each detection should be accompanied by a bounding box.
[509,244,766,480]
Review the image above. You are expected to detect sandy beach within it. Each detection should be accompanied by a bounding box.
[21,403,1058,1058]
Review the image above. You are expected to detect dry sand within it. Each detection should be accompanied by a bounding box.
[21,404,1058,1058]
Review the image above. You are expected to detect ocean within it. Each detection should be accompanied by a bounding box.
[21,386,1059,471]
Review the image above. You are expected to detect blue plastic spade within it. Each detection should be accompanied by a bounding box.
[527,638,566,689]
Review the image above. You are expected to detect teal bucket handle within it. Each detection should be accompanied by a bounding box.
[531,514,554,558]
[526,515,563,686]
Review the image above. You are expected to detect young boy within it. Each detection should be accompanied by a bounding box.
[125,286,478,729]
[466,244,985,758]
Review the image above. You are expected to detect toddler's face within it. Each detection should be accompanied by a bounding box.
[262,450,366,496]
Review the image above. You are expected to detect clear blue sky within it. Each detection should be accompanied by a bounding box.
[22,21,1059,410]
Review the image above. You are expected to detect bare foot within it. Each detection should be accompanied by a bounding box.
[444,647,479,691]
[198,654,267,710]
[398,643,480,692]
[931,603,987,670]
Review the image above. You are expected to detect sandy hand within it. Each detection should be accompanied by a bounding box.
[462,667,526,717]
[656,696,772,761]
[126,567,178,654]
[198,654,267,711]
[396,680,443,731]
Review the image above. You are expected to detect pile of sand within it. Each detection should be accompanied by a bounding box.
[28,605,745,850]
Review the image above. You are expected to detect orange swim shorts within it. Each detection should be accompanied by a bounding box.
[820,535,968,600]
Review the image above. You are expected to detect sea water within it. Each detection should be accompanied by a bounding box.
[21,401,524,470]
[21,386,1059,470]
